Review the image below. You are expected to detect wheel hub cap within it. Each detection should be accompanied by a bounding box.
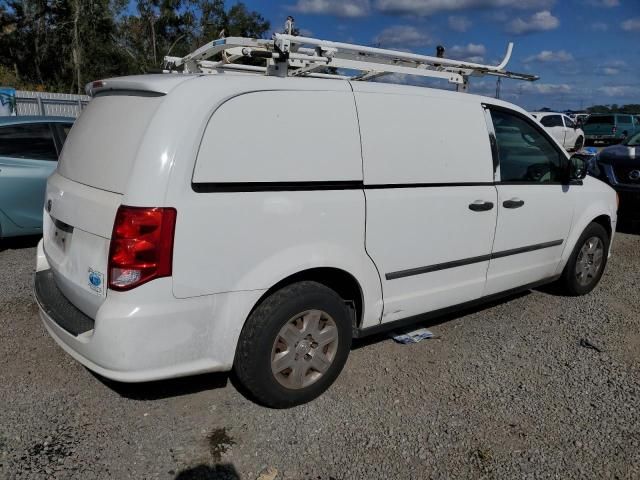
[296,340,312,355]
[271,309,339,390]
[575,236,604,287]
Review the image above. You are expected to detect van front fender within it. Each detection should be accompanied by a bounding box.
[555,181,617,275]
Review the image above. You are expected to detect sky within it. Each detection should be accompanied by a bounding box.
[238,0,640,111]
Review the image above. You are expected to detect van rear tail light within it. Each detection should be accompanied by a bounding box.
[108,206,177,291]
[612,126,617,134]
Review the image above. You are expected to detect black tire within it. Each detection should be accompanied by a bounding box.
[574,136,584,151]
[557,222,609,296]
[234,281,352,408]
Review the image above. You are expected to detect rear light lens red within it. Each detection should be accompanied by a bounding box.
[108,206,177,291]
[612,126,617,134]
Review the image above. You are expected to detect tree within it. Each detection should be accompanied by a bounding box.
[0,0,269,92]
[116,0,269,74]
[587,105,611,114]
[0,0,130,93]
[620,104,640,114]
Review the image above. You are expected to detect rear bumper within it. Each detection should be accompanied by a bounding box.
[35,240,263,383]
[35,270,95,336]
[585,135,619,145]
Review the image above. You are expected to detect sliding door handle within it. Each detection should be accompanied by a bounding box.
[503,199,525,209]
[468,200,494,212]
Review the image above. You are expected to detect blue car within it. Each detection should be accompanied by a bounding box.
[0,116,74,239]
[591,129,640,223]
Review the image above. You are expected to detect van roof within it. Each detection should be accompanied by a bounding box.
[90,72,527,116]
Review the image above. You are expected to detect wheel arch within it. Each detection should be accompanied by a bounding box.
[556,208,614,276]
[591,214,612,240]
[246,267,365,332]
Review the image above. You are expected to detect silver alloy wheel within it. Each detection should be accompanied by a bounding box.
[270,309,339,390]
[575,236,604,286]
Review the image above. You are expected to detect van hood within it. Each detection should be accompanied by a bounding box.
[598,144,639,166]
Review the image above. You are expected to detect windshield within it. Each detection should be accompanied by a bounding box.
[585,115,614,125]
[625,131,640,146]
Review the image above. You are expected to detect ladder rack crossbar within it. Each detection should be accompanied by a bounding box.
[162,33,539,87]
[275,34,511,72]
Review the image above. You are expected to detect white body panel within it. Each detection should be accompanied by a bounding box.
[353,86,493,184]
[549,124,566,147]
[43,173,121,317]
[365,186,497,322]
[484,184,573,296]
[194,90,362,183]
[37,241,263,380]
[554,176,617,273]
[353,85,498,322]
[37,74,617,382]
[171,189,384,328]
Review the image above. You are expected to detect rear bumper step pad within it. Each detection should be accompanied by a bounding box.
[35,270,95,337]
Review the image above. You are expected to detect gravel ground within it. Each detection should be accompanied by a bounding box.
[1,230,639,480]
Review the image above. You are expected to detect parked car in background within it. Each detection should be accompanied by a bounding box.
[0,116,74,239]
[568,113,588,124]
[531,112,585,151]
[574,113,589,127]
[583,113,639,146]
[591,129,640,224]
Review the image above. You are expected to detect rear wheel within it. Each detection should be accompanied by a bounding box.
[558,222,609,296]
[574,136,584,151]
[234,281,352,408]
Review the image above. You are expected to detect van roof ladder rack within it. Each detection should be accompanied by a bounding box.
[164,29,538,91]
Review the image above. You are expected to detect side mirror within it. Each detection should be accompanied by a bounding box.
[568,154,588,181]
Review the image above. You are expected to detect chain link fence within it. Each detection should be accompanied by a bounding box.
[16,90,90,118]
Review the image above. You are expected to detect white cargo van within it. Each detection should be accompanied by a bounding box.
[35,37,617,407]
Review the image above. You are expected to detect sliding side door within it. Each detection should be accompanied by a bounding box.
[353,84,498,324]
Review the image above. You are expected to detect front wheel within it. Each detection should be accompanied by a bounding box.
[557,222,609,296]
[234,281,352,408]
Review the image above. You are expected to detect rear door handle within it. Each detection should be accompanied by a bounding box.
[503,198,525,209]
[468,200,494,212]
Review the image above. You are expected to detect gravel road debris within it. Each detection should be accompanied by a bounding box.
[1,231,638,479]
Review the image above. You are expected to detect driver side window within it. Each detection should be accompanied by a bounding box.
[490,109,564,183]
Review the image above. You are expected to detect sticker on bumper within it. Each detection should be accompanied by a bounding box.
[88,268,104,295]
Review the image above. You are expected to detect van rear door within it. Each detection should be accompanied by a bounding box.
[43,92,164,318]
